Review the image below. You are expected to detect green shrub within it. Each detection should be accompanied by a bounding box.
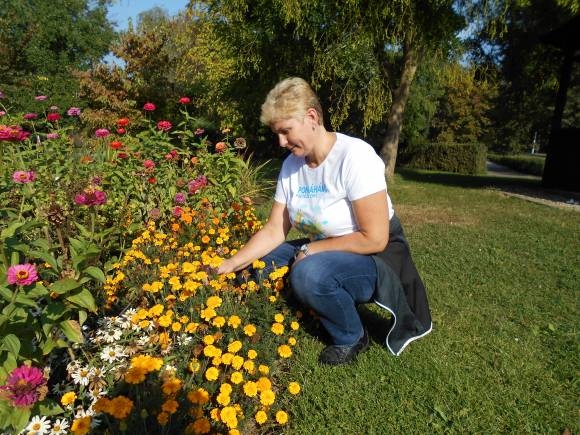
[399,142,487,175]
[488,153,545,176]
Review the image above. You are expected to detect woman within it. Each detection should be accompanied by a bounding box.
[217,77,432,365]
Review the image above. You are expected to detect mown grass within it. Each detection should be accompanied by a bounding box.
[257,166,578,433]
[488,153,546,176]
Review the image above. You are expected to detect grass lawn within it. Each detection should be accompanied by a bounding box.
[258,168,579,433]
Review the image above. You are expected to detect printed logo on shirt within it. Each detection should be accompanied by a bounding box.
[296,183,329,198]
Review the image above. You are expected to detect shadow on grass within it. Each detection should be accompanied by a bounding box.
[397,168,542,191]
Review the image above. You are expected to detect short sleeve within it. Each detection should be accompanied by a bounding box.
[344,145,387,201]
[274,166,287,204]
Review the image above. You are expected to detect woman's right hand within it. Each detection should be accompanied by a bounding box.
[216,258,237,275]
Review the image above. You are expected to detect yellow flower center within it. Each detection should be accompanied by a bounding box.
[16,270,29,279]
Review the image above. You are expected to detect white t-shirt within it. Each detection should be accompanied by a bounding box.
[274,132,394,240]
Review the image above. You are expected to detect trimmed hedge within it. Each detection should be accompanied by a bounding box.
[399,142,487,175]
[488,153,545,176]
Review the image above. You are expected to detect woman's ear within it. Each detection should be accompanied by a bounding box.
[305,107,319,127]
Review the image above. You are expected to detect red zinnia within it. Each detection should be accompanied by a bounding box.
[117,152,128,159]
[110,141,123,150]
[157,120,172,131]
[47,113,61,122]
[117,128,126,134]
[143,159,155,169]
[143,103,156,111]
[117,118,129,127]
[148,177,157,184]
[179,97,191,104]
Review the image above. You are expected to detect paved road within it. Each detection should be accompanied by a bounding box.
[486,160,541,180]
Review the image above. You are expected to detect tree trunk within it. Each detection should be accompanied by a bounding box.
[380,39,420,179]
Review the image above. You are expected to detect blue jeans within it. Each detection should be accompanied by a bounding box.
[259,240,377,346]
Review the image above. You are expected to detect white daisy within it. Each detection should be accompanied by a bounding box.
[100,345,126,363]
[100,328,123,343]
[49,419,69,435]
[176,334,193,346]
[136,335,151,346]
[26,415,51,434]
[71,366,93,386]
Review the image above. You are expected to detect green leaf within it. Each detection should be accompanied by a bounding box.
[60,320,84,343]
[50,278,83,295]
[36,401,64,416]
[26,282,49,298]
[65,288,97,312]
[78,310,87,326]
[32,238,51,251]
[14,294,37,308]
[44,303,68,321]
[28,250,58,271]
[83,266,105,283]
[2,334,20,358]
[0,221,24,240]
[73,222,92,239]
[0,351,17,376]
[10,407,31,433]
[41,336,57,355]
[68,237,85,253]
[0,286,13,302]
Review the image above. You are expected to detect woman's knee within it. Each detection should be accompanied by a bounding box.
[289,257,330,303]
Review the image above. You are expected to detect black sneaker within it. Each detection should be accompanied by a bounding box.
[318,329,370,366]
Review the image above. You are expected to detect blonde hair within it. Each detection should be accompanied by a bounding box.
[260,77,323,126]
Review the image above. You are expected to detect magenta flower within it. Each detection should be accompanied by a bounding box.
[149,208,161,220]
[23,113,38,120]
[46,132,60,140]
[35,95,47,101]
[7,264,39,286]
[157,120,172,131]
[47,113,61,122]
[95,128,110,138]
[0,125,30,141]
[188,175,207,194]
[0,365,46,407]
[12,170,36,183]
[67,107,82,116]
[179,97,191,104]
[174,192,186,204]
[0,111,6,116]
[75,189,106,206]
[143,102,156,111]
[143,159,155,169]
[173,206,183,217]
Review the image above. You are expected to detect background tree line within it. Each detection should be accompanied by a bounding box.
[1,0,578,174]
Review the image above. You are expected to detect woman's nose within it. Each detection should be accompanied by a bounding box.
[278,134,288,147]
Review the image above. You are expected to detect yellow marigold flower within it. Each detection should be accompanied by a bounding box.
[185,322,199,333]
[206,295,223,308]
[220,383,232,394]
[256,377,272,392]
[150,281,164,292]
[212,355,222,366]
[271,323,284,335]
[149,304,164,317]
[229,430,241,435]
[200,307,216,321]
[274,313,284,323]
[203,345,221,358]
[276,410,288,425]
[168,276,182,290]
[260,389,276,406]
[269,295,277,302]
[157,411,169,425]
[203,335,215,345]
[243,381,258,397]
[188,359,201,374]
[216,392,230,406]
[205,366,219,381]
[182,261,197,273]
[162,399,179,414]
[201,235,210,244]
[192,418,211,434]
[230,371,243,384]
[247,349,257,359]
[125,367,147,384]
[288,337,297,346]
[162,377,182,395]
[231,355,244,370]
[71,416,91,435]
[290,321,299,330]
[109,396,133,419]
[247,280,257,291]
[243,360,255,373]
[138,319,150,329]
[187,388,210,405]
[61,391,76,406]
[255,410,267,425]
[210,408,220,421]
[221,406,238,429]
[212,316,226,328]
[288,382,301,395]
[158,314,172,327]
[92,397,110,413]
[172,322,182,332]
[243,324,256,336]
[227,340,242,353]
[252,259,266,269]
[180,315,189,323]
[227,315,241,328]
[258,365,269,375]
[221,352,234,365]
[131,355,163,372]
[278,344,292,358]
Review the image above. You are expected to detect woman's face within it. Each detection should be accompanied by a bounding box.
[270,110,318,158]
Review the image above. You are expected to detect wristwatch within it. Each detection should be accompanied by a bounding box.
[295,243,310,258]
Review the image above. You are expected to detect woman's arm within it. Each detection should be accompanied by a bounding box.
[217,200,292,274]
[296,190,389,261]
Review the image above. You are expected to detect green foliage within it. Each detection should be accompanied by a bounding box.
[400,142,487,175]
[488,153,545,176]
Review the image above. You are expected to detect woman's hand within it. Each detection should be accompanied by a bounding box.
[216,258,237,275]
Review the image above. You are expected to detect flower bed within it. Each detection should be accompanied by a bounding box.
[0,92,299,434]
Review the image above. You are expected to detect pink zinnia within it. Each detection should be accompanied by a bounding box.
[12,170,36,183]
[95,128,110,138]
[47,113,61,122]
[0,111,6,116]
[188,175,207,194]
[35,95,47,101]
[157,120,172,131]
[173,206,183,217]
[0,125,30,141]
[75,189,106,206]
[143,102,156,111]
[47,132,60,140]
[0,365,46,407]
[23,113,38,120]
[7,264,39,286]
[179,97,191,104]
[174,192,186,204]
[67,107,82,116]
[143,159,155,169]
